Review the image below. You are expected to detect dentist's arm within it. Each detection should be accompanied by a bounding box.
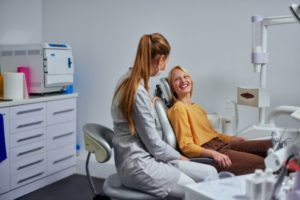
[133,86,181,162]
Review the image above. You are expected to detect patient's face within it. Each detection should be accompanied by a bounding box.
[171,68,192,99]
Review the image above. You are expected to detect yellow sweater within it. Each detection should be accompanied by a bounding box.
[167,101,232,157]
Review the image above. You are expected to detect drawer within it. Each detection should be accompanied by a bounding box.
[47,144,76,175]
[11,153,46,175]
[10,127,46,147]
[10,115,45,133]
[11,140,46,161]
[11,165,46,189]
[47,98,76,125]
[10,103,46,120]
[47,121,76,149]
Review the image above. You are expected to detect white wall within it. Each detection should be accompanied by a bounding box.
[42,0,300,148]
[1,0,300,154]
[0,0,42,44]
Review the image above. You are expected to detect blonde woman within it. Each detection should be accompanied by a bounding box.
[111,34,218,199]
[167,66,272,176]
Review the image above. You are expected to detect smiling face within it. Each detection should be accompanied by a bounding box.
[169,67,193,100]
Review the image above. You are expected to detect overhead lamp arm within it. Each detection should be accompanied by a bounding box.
[290,4,300,22]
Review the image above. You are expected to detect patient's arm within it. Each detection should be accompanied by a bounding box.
[200,148,232,168]
[230,136,245,141]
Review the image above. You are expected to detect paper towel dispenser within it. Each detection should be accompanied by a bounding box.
[0,43,74,94]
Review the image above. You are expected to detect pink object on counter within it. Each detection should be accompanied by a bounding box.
[17,66,30,94]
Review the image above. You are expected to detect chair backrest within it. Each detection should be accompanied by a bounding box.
[83,123,114,163]
[154,99,178,149]
[155,77,222,131]
[155,77,224,144]
[155,79,216,164]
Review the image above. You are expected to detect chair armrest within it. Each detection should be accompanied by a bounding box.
[190,157,216,164]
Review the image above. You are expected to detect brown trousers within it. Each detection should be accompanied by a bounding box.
[202,138,273,175]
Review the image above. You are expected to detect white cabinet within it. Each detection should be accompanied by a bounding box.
[10,102,47,189]
[0,108,10,194]
[0,94,77,200]
[46,98,76,175]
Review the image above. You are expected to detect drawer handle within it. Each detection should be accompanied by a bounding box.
[17,120,44,129]
[17,172,44,184]
[16,107,43,115]
[17,133,44,143]
[53,155,74,164]
[53,132,74,140]
[53,108,74,115]
[17,159,44,170]
[17,146,44,157]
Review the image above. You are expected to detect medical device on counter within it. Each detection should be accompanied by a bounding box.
[0,43,74,94]
[265,106,300,172]
[237,4,300,139]
[263,106,300,200]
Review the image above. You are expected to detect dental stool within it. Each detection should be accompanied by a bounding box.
[83,123,159,200]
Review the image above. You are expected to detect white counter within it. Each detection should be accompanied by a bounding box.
[0,93,78,108]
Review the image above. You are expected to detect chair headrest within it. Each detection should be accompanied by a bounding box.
[155,78,173,108]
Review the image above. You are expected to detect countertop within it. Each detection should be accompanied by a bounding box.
[0,93,78,108]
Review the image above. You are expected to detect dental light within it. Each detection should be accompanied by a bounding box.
[290,4,300,22]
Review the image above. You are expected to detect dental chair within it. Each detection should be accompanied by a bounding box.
[154,78,223,164]
[83,123,180,200]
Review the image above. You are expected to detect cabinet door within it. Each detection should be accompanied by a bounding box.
[47,98,76,125]
[47,121,76,149]
[0,108,10,194]
[10,103,45,120]
[47,144,76,175]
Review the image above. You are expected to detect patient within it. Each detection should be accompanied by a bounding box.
[167,65,273,175]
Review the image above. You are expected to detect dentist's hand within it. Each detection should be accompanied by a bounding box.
[151,96,160,105]
[179,155,190,161]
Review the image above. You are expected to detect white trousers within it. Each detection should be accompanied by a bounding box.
[168,160,218,199]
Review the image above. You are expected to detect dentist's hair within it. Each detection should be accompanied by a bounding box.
[113,33,170,134]
[167,65,193,106]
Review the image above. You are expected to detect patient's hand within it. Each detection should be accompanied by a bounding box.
[211,151,232,168]
[230,136,245,142]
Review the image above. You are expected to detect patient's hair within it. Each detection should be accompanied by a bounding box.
[167,66,193,106]
[113,33,170,134]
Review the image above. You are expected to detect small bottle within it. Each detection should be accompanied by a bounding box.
[222,100,238,135]
[245,175,253,199]
[252,169,264,200]
[263,168,276,200]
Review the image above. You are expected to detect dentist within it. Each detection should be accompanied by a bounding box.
[111,33,218,199]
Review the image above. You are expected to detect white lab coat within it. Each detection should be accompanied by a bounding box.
[111,79,181,199]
